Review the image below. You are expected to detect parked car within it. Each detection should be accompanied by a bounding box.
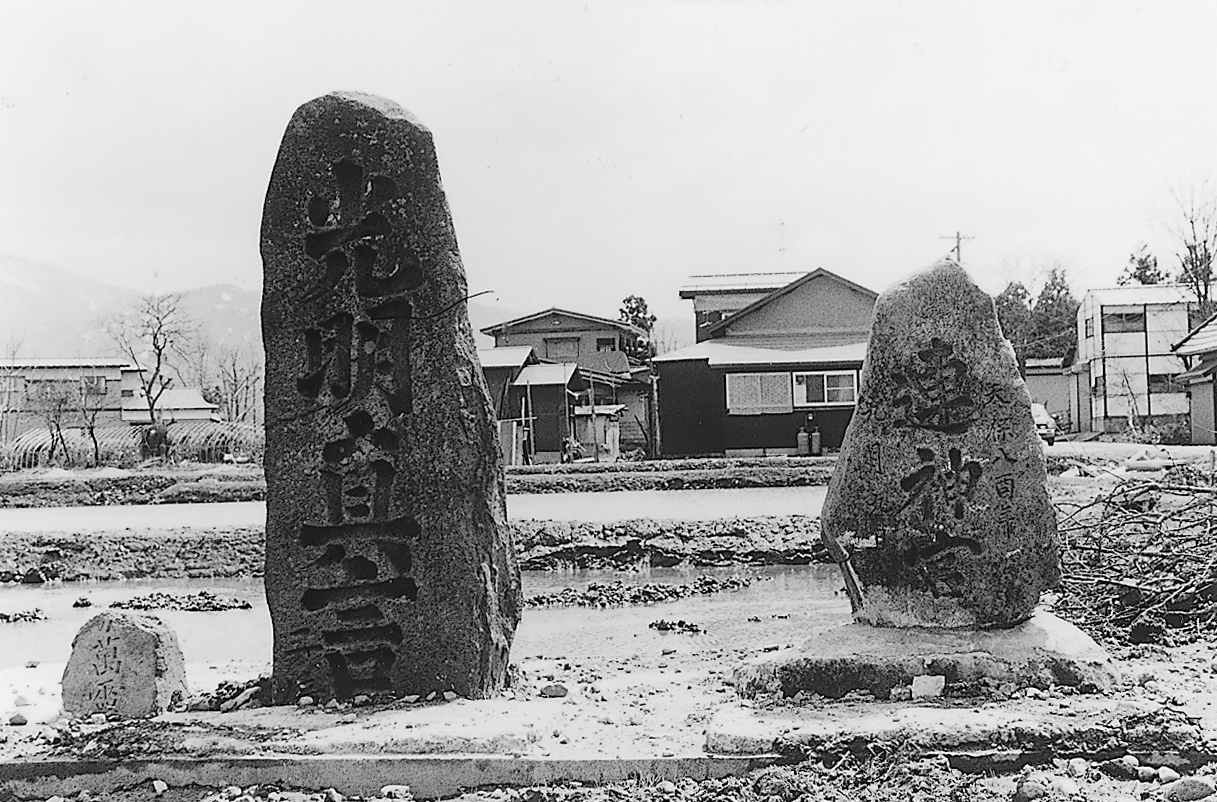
[1031,403,1057,445]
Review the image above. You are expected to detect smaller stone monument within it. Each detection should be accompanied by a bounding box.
[61,611,188,718]
[735,260,1116,699]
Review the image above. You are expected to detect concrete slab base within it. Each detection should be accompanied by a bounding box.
[733,611,1119,700]
[705,694,1211,768]
[0,755,776,800]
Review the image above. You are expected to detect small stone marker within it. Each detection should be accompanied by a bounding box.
[261,92,521,703]
[822,260,1060,628]
[61,611,187,718]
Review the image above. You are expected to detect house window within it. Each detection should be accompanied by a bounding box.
[544,337,580,360]
[726,372,793,415]
[1084,318,1094,338]
[596,337,617,352]
[80,376,107,395]
[1101,311,1145,333]
[121,389,135,398]
[793,371,857,406]
[1093,376,1105,396]
[1149,373,1180,394]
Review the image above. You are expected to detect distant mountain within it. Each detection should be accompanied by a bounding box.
[0,254,141,358]
[0,254,527,359]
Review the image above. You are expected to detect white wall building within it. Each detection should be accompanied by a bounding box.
[1071,284,1197,433]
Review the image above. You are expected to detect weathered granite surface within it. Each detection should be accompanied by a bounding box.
[61,611,188,718]
[821,261,1060,628]
[261,92,521,703]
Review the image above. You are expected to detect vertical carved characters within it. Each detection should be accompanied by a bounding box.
[821,261,1060,629]
[262,92,521,703]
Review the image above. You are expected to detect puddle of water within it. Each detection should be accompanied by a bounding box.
[0,565,850,671]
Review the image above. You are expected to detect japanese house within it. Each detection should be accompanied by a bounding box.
[480,309,657,455]
[658,268,877,456]
[1172,311,1217,444]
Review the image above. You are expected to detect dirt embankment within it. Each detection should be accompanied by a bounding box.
[0,515,826,584]
[0,458,837,507]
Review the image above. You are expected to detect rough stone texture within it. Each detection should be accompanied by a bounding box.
[261,92,521,703]
[821,260,1060,628]
[60,611,188,718]
[733,611,1118,700]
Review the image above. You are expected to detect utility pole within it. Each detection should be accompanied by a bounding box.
[939,231,974,263]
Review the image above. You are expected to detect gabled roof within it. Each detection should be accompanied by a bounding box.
[653,339,867,367]
[704,268,878,336]
[678,272,809,298]
[1174,310,1217,357]
[477,346,535,369]
[512,363,581,387]
[481,308,645,338]
[1085,284,1195,306]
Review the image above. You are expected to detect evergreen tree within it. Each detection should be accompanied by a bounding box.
[1024,268,1079,362]
[618,295,656,334]
[994,282,1032,372]
[1118,243,1164,286]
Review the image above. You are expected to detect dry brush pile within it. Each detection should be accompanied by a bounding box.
[1055,466,1217,645]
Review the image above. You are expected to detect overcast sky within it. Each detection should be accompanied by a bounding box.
[2,1,1216,322]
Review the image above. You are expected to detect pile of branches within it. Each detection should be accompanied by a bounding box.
[1055,471,1217,645]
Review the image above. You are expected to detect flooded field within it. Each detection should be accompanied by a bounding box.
[0,565,849,672]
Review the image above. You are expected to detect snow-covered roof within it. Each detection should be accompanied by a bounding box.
[477,346,534,369]
[1085,284,1195,306]
[121,387,217,412]
[512,363,580,387]
[573,404,628,416]
[1174,312,1217,357]
[0,358,133,369]
[678,272,810,298]
[653,339,867,367]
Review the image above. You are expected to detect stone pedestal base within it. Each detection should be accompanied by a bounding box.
[734,611,1117,700]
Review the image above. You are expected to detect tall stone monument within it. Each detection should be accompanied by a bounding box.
[735,261,1115,700]
[821,260,1060,628]
[261,92,521,703]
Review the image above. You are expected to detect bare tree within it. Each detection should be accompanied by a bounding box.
[78,379,107,466]
[105,294,193,424]
[1165,180,1217,320]
[215,343,263,424]
[0,336,24,444]
[27,379,74,466]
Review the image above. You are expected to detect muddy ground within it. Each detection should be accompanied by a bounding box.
[3,457,1216,801]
